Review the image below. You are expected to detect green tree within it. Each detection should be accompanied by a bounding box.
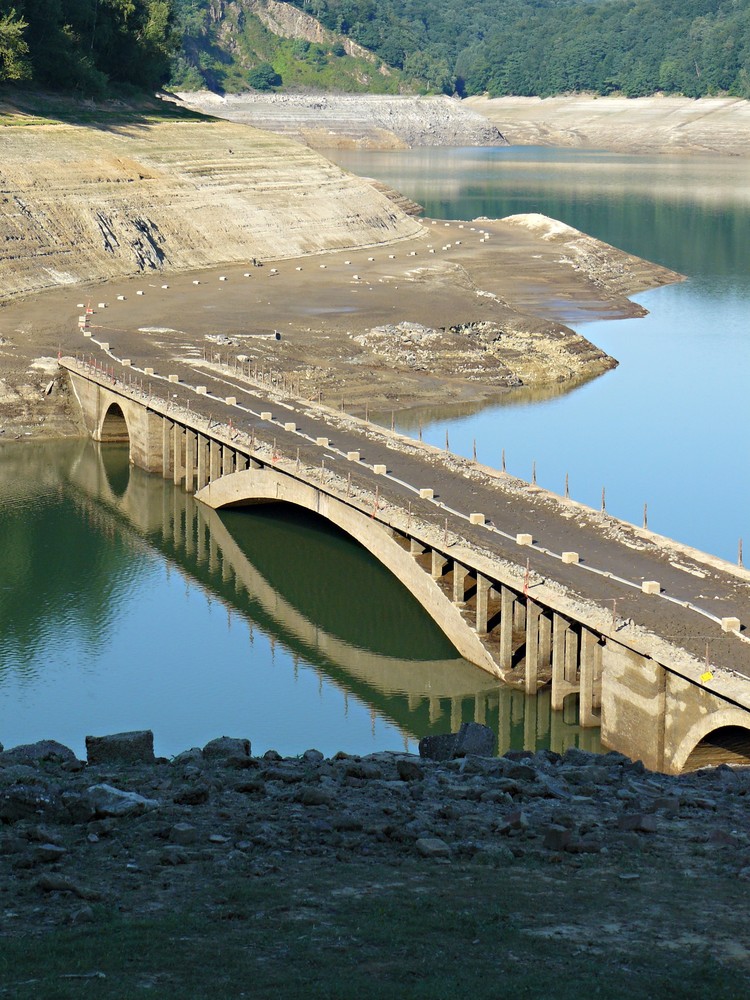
[247,61,281,89]
[0,7,30,81]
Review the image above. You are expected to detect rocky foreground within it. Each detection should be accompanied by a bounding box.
[2,726,749,938]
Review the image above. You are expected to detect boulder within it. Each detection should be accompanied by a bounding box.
[454,722,496,758]
[202,737,251,761]
[87,783,160,818]
[86,730,155,766]
[0,740,78,767]
[419,723,495,761]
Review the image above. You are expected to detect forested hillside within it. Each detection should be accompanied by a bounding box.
[1,0,748,99]
[170,0,750,97]
[0,1,174,92]
[280,0,750,99]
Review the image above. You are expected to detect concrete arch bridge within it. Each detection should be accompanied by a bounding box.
[63,356,750,774]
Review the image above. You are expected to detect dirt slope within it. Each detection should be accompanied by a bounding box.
[0,109,421,302]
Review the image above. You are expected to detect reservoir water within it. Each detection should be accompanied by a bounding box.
[328,146,750,563]
[2,146,747,758]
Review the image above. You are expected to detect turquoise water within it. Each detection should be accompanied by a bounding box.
[0,440,594,758]
[329,147,750,561]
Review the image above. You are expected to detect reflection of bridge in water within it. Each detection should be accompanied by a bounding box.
[68,440,597,755]
[64,355,750,772]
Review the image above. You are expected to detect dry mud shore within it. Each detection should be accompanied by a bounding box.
[466,94,750,156]
[173,91,508,150]
[1,732,750,989]
[0,96,682,439]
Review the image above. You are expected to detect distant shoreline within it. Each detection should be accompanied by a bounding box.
[465,94,750,157]
[174,90,750,157]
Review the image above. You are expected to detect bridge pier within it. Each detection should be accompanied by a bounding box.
[453,562,468,603]
[499,586,515,670]
[173,423,183,487]
[197,434,208,489]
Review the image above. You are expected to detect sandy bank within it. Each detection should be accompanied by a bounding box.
[465,94,750,156]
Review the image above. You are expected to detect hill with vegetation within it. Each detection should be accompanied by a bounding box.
[171,0,750,100]
[0,1,174,93]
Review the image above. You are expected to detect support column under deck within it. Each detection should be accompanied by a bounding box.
[525,599,541,695]
[172,423,183,487]
[580,626,601,728]
[499,586,515,671]
[476,574,491,635]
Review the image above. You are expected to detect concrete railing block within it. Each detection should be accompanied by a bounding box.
[642,580,661,595]
[196,386,207,395]
[225,396,237,406]
[316,437,329,447]
[261,412,273,421]
[469,513,485,525]
[347,451,360,461]
[419,488,434,500]
[192,280,200,285]
[373,464,387,475]
[562,551,579,564]
[136,290,144,296]
[722,617,741,632]
[122,359,132,367]
[97,302,107,309]
[516,533,533,546]
[99,343,109,351]
[144,367,155,376]
[116,295,126,301]
[83,331,92,338]
[168,374,179,383]
[284,422,296,432]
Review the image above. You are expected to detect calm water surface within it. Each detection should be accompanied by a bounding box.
[330,147,750,561]
[0,440,594,758]
[3,144,746,755]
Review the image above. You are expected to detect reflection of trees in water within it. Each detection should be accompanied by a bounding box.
[0,442,146,678]
[217,504,457,660]
[0,439,594,753]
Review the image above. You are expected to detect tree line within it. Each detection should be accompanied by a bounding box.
[2,0,749,99]
[285,0,750,98]
[0,1,175,92]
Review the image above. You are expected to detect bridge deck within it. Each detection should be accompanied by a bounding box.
[62,336,750,691]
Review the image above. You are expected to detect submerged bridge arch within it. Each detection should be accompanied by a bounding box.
[196,466,503,678]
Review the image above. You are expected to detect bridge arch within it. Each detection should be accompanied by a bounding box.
[195,466,503,679]
[98,401,130,443]
[671,708,750,772]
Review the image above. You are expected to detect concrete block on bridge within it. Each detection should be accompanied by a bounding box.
[261,412,273,421]
[316,437,329,447]
[225,396,237,406]
[642,580,661,594]
[347,451,360,461]
[144,367,155,377]
[374,464,387,475]
[122,359,132,367]
[168,374,179,383]
[722,617,741,632]
[469,513,485,525]
[516,533,533,545]
[419,488,434,499]
[196,386,207,395]
[562,551,579,564]
[284,422,296,432]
